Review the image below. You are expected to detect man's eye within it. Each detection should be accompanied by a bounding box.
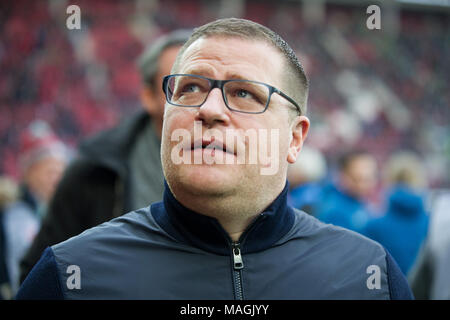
[236,89,252,99]
[182,84,200,93]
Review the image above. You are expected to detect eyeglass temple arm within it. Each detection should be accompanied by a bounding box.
[273,88,302,114]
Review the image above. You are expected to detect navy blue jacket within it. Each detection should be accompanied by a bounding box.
[16,183,413,299]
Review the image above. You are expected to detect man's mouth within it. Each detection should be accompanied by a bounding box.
[189,138,236,156]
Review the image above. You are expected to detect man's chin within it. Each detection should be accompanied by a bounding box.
[176,164,239,196]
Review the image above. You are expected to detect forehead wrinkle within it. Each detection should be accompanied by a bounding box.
[179,36,285,86]
[181,55,249,80]
[182,64,216,77]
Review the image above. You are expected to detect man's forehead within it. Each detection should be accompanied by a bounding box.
[182,35,277,58]
[177,35,284,82]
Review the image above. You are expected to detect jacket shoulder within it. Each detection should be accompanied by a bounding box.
[50,205,180,267]
[285,208,413,299]
[289,208,382,246]
[52,207,160,249]
[286,208,387,264]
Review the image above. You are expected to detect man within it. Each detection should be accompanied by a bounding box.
[317,150,378,233]
[3,120,68,296]
[409,192,450,299]
[362,151,429,276]
[0,176,18,299]
[17,18,412,299]
[18,30,191,284]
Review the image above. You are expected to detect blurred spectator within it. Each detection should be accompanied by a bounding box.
[1,0,449,189]
[430,240,450,300]
[317,150,377,233]
[362,151,429,276]
[2,120,69,296]
[287,145,327,216]
[0,176,18,300]
[409,191,450,299]
[19,30,191,284]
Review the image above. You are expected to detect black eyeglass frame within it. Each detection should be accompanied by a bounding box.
[162,74,302,115]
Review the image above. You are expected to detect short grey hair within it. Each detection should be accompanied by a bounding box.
[137,29,192,87]
[172,18,309,115]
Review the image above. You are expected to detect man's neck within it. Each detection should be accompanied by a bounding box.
[170,184,284,242]
[157,180,294,255]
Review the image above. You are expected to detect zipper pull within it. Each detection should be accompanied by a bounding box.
[232,243,244,270]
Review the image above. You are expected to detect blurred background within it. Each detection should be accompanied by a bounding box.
[1,0,448,188]
[0,0,449,299]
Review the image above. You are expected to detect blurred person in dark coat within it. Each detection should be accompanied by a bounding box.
[2,121,68,296]
[19,30,191,284]
[317,150,378,233]
[362,151,429,276]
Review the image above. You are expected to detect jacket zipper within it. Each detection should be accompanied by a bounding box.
[232,242,244,300]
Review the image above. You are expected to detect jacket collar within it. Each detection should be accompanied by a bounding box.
[151,181,294,255]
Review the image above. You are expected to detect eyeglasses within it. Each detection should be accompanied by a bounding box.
[162,74,302,114]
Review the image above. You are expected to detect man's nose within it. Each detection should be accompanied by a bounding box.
[195,88,231,126]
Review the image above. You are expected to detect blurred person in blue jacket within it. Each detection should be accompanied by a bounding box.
[287,145,327,216]
[362,151,429,276]
[2,120,69,296]
[317,150,378,233]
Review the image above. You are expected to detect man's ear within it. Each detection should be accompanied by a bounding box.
[140,87,157,115]
[287,115,310,164]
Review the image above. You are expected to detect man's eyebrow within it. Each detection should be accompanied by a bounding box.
[182,66,214,77]
[182,68,251,81]
[224,72,248,81]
